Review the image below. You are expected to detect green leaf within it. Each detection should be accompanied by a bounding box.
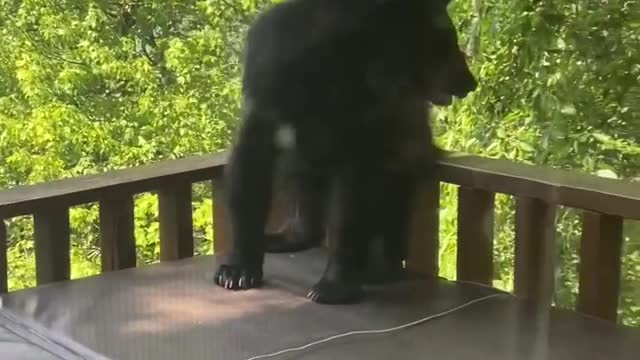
[592,132,612,142]
[595,169,618,179]
[561,104,576,115]
[517,140,535,152]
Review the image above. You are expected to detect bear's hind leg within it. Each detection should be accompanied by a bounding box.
[307,170,371,304]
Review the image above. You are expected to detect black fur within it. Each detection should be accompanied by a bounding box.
[214,0,477,304]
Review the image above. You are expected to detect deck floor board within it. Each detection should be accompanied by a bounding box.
[1,248,638,360]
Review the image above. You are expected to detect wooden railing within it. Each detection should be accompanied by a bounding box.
[406,152,639,323]
[0,153,229,287]
[0,151,638,325]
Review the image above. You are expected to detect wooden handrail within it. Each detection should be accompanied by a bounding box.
[1,151,637,219]
[0,152,228,218]
[439,152,640,220]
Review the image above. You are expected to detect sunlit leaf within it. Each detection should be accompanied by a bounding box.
[595,169,618,179]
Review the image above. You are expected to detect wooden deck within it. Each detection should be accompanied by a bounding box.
[1,248,639,360]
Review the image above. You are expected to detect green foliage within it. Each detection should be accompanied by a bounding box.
[439,0,640,326]
[0,0,269,287]
[0,0,638,327]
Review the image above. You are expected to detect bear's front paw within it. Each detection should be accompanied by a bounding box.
[214,263,263,290]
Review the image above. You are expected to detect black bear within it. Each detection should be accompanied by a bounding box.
[264,98,443,286]
[214,0,477,304]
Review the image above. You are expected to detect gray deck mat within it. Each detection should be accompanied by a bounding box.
[0,303,110,359]
[1,248,639,360]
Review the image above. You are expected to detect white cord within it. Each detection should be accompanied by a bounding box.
[245,291,509,360]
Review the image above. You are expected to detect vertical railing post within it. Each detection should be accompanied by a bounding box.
[34,206,71,285]
[0,219,7,293]
[514,197,556,307]
[100,194,137,271]
[577,211,624,322]
[159,180,194,261]
[456,187,495,285]
[406,180,440,278]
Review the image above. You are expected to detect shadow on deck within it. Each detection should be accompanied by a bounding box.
[2,248,639,360]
